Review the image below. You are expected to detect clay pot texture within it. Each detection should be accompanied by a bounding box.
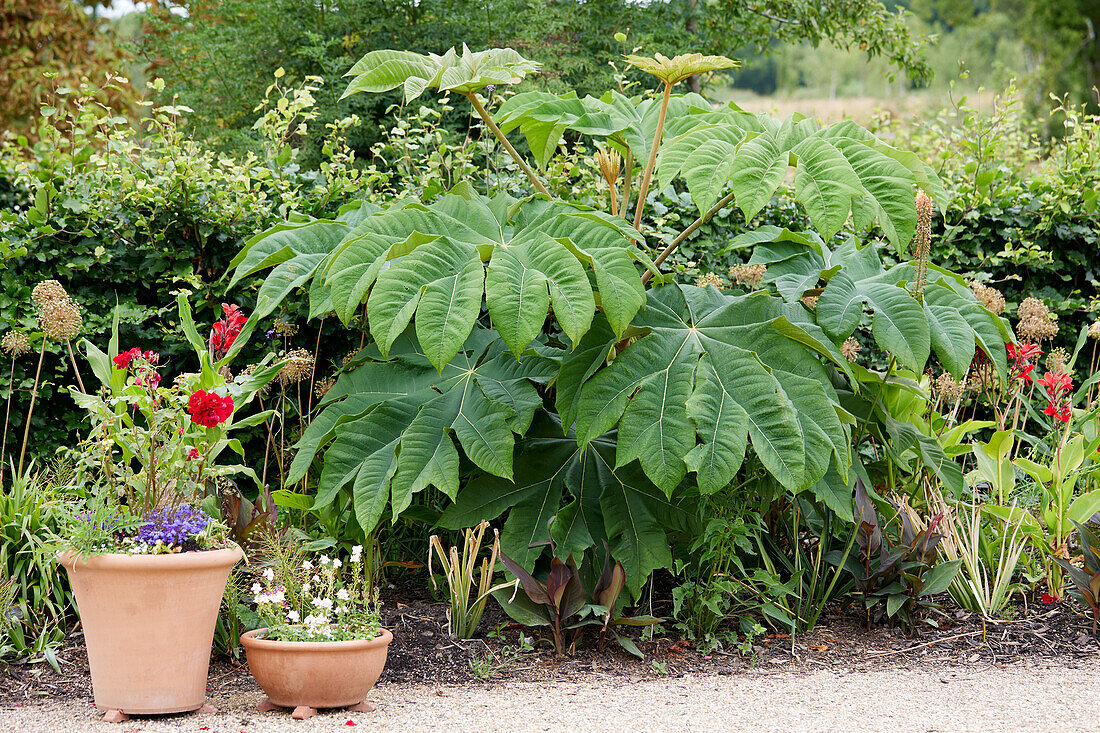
[58,546,242,714]
[241,628,393,709]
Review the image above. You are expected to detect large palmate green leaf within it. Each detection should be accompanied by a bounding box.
[292,328,558,532]
[320,186,652,368]
[563,285,850,496]
[342,46,540,102]
[751,237,1010,380]
[495,90,711,169]
[438,414,696,595]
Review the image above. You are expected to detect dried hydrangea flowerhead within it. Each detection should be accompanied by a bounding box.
[31,280,69,311]
[695,272,725,290]
[40,298,82,341]
[1,331,30,358]
[728,264,766,289]
[969,280,1006,314]
[278,348,315,385]
[841,337,861,362]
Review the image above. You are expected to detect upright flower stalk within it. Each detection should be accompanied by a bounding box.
[909,190,933,302]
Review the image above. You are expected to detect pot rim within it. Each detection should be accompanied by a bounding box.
[241,627,393,652]
[57,544,243,570]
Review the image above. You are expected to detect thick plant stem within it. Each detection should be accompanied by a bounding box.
[631,82,673,232]
[17,340,46,479]
[642,189,737,285]
[65,340,86,394]
[465,92,551,197]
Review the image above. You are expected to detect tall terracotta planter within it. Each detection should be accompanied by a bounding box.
[241,627,392,720]
[58,546,242,718]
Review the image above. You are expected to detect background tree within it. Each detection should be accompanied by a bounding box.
[0,0,130,133]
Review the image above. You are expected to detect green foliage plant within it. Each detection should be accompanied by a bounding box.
[496,540,659,658]
[427,520,517,639]
[1054,519,1100,633]
[930,485,1028,619]
[237,45,1009,605]
[828,479,962,628]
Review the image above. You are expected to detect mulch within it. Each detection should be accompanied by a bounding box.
[2,586,1097,710]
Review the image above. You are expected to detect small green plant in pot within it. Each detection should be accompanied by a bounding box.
[242,539,391,721]
[56,295,278,723]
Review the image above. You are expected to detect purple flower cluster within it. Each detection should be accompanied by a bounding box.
[136,505,211,547]
[78,512,122,532]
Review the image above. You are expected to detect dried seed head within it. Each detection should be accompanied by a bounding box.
[695,272,725,290]
[969,281,1005,315]
[1045,347,1071,375]
[801,294,819,310]
[595,147,622,188]
[1089,321,1100,340]
[1017,297,1049,322]
[218,365,233,381]
[40,298,82,341]
[1,331,31,357]
[31,280,69,310]
[273,318,299,337]
[914,191,933,252]
[934,372,963,402]
[728,264,766,289]
[841,337,861,362]
[277,348,315,384]
[314,375,335,399]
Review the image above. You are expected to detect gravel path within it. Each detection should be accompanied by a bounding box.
[3,660,1099,732]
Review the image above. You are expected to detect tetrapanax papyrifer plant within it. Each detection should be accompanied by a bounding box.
[235,45,1012,598]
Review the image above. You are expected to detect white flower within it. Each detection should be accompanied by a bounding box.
[287,610,300,623]
[332,559,342,568]
[311,597,333,611]
[350,545,363,563]
[252,582,263,594]
[320,555,331,566]
[335,605,346,615]
[336,588,350,601]
[302,560,313,570]
[301,583,311,595]
[262,568,275,580]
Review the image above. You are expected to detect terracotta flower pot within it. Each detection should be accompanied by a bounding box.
[58,546,242,716]
[241,627,392,717]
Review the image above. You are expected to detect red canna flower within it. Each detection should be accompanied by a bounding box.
[1038,370,1073,423]
[1041,593,1059,604]
[1007,342,1042,384]
[209,304,248,360]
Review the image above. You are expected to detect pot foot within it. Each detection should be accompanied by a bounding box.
[347,700,377,713]
[291,705,318,720]
[102,709,130,724]
[258,698,283,713]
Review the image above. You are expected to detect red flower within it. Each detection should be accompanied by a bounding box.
[1041,593,1059,604]
[187,390,234,428]
[187,447,200,461]
[113,347,161,370]
[210,304,248,360]
[1007,342,1042,384]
